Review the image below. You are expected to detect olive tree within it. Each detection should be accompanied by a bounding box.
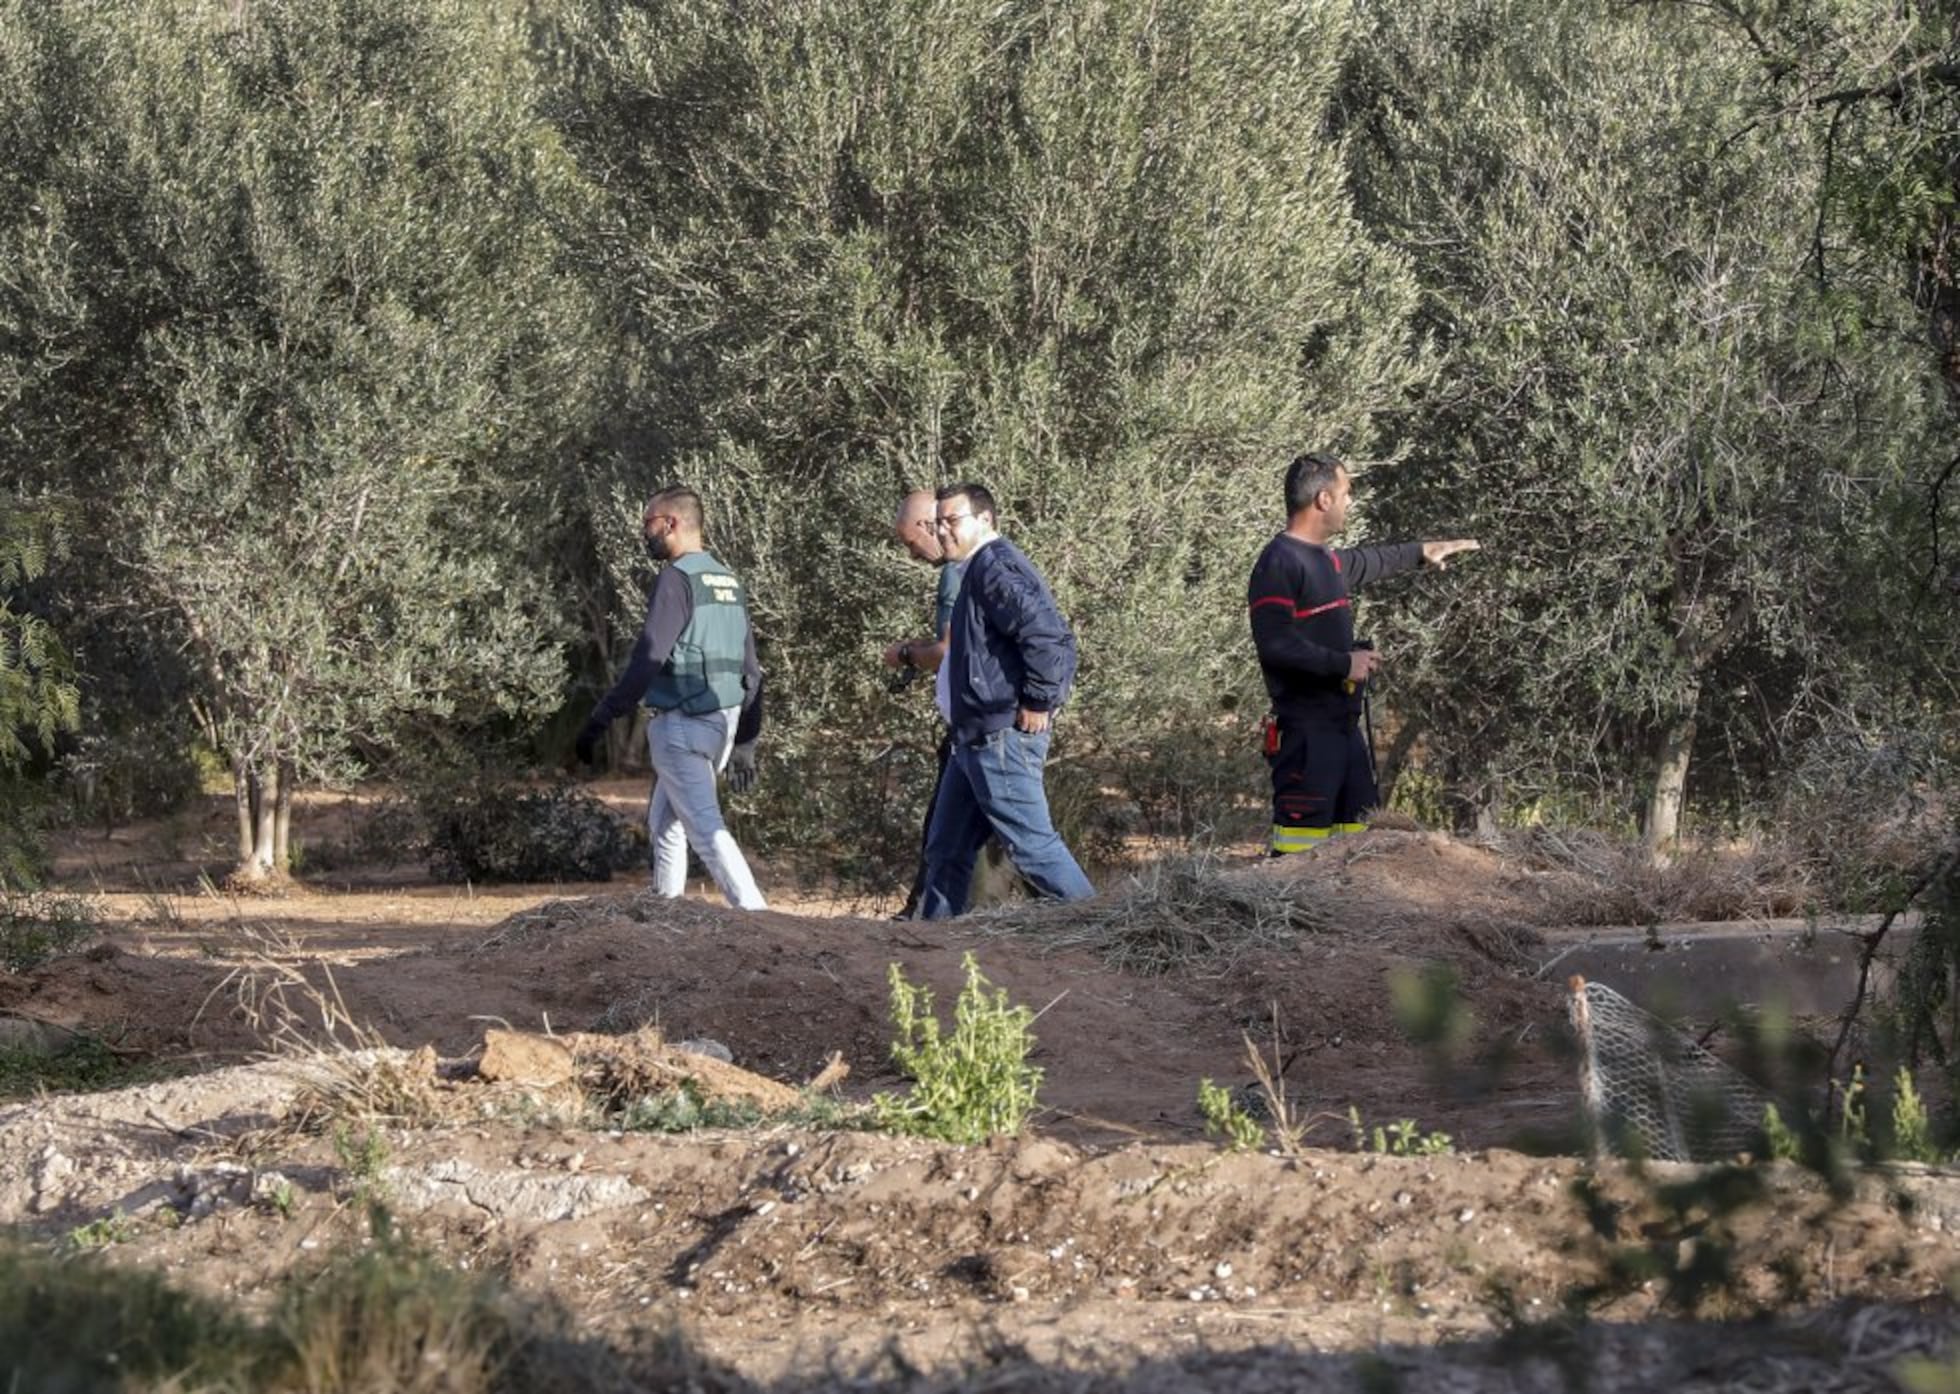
[1336,0,1945,850]
[545,0,1425,850]
[0,501,79,888]
[0,0,603,881]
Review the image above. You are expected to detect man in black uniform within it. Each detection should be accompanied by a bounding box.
[1247,452,1477,854]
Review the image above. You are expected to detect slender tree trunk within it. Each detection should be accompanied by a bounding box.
[1643,684,1701,860]
[273,757,294,870]
[231,758,278,882]
[251,780,276,875]
[233,757,254,864]
[1376,717,1423,810]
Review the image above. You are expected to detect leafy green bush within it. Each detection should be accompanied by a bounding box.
[0,888,97,972]
[872,953,1042,1144]
[423,781,637,884]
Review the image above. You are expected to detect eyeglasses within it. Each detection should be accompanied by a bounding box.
[932,512,975,532]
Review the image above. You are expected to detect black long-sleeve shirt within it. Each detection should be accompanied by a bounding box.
[1247,534,1421,719]
[590,564,764,739]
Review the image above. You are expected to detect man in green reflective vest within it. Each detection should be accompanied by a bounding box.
[576,486,766,910]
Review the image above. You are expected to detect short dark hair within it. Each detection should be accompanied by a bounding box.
[649,485,705,533]
[936,480,996,523]
[1284,452,1344,515]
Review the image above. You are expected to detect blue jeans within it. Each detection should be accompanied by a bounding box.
[918,726,1094,920]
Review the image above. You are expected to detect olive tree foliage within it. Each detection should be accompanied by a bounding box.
[1333,0,1945,848]
[543,0,1424,845]
[0,0,604,880]
[0,502,79,888]
[1628,0,1960,706]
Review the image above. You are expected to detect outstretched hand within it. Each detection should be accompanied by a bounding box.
[1421,538,1480,569]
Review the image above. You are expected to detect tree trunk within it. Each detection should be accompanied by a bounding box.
[273,757,295,871]
[251,780,276,875]
[230,758,280,883]
[1375,717,1424,810]
[1643,686,1700,861]
[233,757,254,864]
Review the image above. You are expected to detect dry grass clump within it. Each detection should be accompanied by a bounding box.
[971,849,1333,975]
[568,1027,805,1114]
[214,948,462,1133]
[216,934,820,1140]
[1506,828,1813,926]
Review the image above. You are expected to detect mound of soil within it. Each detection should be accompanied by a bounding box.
[3,832,1570,1149]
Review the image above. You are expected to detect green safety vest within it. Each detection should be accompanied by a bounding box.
[643,551,750,716]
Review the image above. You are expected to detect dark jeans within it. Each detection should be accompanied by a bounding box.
[898,732,956,919]
[917,726,1094,919]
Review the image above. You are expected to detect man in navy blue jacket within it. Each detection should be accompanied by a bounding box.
[916,482,1094,918]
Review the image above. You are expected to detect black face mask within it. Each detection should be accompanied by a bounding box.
[645,530,671,563]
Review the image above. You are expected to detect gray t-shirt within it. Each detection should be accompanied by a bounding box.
[934,558,968,639]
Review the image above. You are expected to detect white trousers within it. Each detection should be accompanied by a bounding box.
[646,707,766,910]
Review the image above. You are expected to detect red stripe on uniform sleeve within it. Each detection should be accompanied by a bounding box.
[1294,598,1351,619]
[1249,595,1294,613]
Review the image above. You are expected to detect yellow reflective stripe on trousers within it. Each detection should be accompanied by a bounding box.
[1333,821,1368,835]
[1271,824,1331,854]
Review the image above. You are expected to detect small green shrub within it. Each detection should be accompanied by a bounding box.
[64,1211,140,1252]
[1887,1067,1940,1163]
[1761,1103,1803,1161]
[0,1031,163,1100]
[872,953,1042,1144]
[1198,1078,1264,1152]
[331,1124,391,1205]
[618,1084,763,1134]
[1349,1105,1454,1156]
[0,887,97,972]
[423,780,636,883]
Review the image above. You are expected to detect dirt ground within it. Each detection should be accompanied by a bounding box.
[6,787,1958,1389]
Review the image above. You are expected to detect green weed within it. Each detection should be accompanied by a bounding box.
[1197,1078,1264,1152]
[871,952,1042,1145]
[64,1211,139,1252]
[618,1084,763,1133]
[0,1032,167,1100]
[331,1123,391,1204]
[1349,1105,1454,1156]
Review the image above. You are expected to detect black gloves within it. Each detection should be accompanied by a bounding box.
[725,739,758,794]
[574,719,605,767]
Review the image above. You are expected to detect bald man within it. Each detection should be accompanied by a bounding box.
[883,488,970,918]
